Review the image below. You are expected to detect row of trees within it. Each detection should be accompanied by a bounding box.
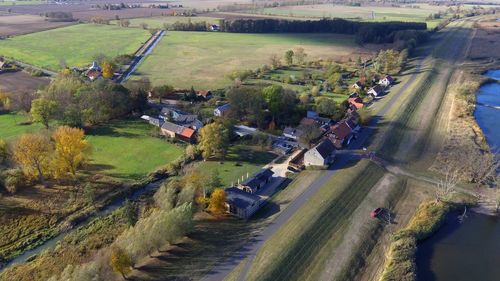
[0,126,91,192]
[217,18,426,44]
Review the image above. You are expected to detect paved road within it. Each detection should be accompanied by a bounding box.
[201,27,435,281]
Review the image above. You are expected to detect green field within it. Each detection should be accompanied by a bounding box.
[0,24,150,71]
[132,31,359,89]
[243,4,452,28]
[191,144,276,187]
[0,113,43,140]
[111,16,221,29]
[85,119,184,180]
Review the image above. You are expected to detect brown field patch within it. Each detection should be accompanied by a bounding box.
[0,71,49,94]
[469,17,500,60]
[0,14,73,37]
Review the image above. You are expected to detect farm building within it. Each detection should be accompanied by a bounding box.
[283,126,304,140]
[160,121,196,143]
[304,139,336,167]
[225,187,263,219]
[214,103,231,117]
[86,61,102,81]
[239,168,274,194]
[348,97,364,110]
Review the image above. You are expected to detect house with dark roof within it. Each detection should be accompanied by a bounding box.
[304,139,336,167]
[214,103,231,117]
[352,80,365,90]
[225,187,263,219]
[378,75,394,87]
[239,168,274,194]
[283,126,304,140]
[160,107,203,131]
[367,85,384,98]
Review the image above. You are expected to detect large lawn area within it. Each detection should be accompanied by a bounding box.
[132,31,364,89]
[85,120,184,180]
[190,144,277,187]
[0,24,150,70]
[245,4,450,28]
[111,16,221,29]
[0,112,43,140]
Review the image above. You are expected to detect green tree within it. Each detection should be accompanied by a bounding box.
[298,124,322,148]
[31,98,57,129]
[208,169,223,192]
[198,122,230,160]
[284,50,294,65]
[315,97,337,117]
[294,47,307,65]
[0,139,7,164]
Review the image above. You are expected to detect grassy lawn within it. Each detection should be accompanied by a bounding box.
[111,16,221,29]
[190,144,277,187]
[0,24,150,71]
[245,160,385,281]
[85,119,184,180]
[132,31,359,89]
[322,92,349,103]
[245,4,450,28]
[0,112,43,140]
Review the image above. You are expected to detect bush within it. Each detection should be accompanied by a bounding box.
[0,138,7,163]
[2,168,25,194]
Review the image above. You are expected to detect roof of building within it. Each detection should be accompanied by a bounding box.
[283,127,304,138]
[384,75,394,82]
[332,121,353,140]
[86,69,101,79]
[241,168,274,191]
[180,127,195,139]
[300,117,317,126]
[197,90,212,98]
[175,114,199,124]
[149,117,163,127]
[369,85,384,94]
[161,121,184,134]
[215,103,231,112]
[311,139,336,160]
[348,97,364,109]
[225,187,261,209]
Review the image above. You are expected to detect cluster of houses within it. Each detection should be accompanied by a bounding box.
[142,106,203,143]
[352,75,394,98]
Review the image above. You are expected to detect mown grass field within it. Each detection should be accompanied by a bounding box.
[0,24,150,71]
[132,31,362,89]
[85,119,184,180]
[244,4,450,28]
[190,144,276,187]
[111,16,221,29]
[245,160,385,281]
[0,113,43,140]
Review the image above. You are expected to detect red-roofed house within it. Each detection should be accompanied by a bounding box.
[348,97,364,110]
[330,121,354,149]
[197,90,213,100]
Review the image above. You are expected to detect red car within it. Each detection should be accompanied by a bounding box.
[371,208,383,218]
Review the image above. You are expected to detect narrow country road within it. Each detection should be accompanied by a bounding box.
[200,23,444,281]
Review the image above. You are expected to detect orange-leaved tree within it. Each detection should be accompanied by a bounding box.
[101,61,114,79]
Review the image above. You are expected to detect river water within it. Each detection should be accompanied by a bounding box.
[415,69,500,280]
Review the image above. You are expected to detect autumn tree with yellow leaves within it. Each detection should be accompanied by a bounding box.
[52,126,91,178]
[13,133,52,183]
[101,61,114,79]
[207,188,227,216]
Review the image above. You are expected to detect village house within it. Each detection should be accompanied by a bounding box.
[378,75,394,87]
[209,24,220,31]
[348,97,364,110]
[160,121,196,143]
[283,126,304,140]
[367,85,384,98]
[214,103,231,117]
[330,120,354,149]
[225,187,263,219]
[86,61,102,81]
[238,168,274,194]
[196,90,212,100]
[304,139,336,167]
[352,80,365,90]
[160,107,203,131]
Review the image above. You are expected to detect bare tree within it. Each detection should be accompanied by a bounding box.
[436,169,458,202]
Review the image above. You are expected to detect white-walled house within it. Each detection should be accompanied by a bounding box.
[304,139,336,167]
